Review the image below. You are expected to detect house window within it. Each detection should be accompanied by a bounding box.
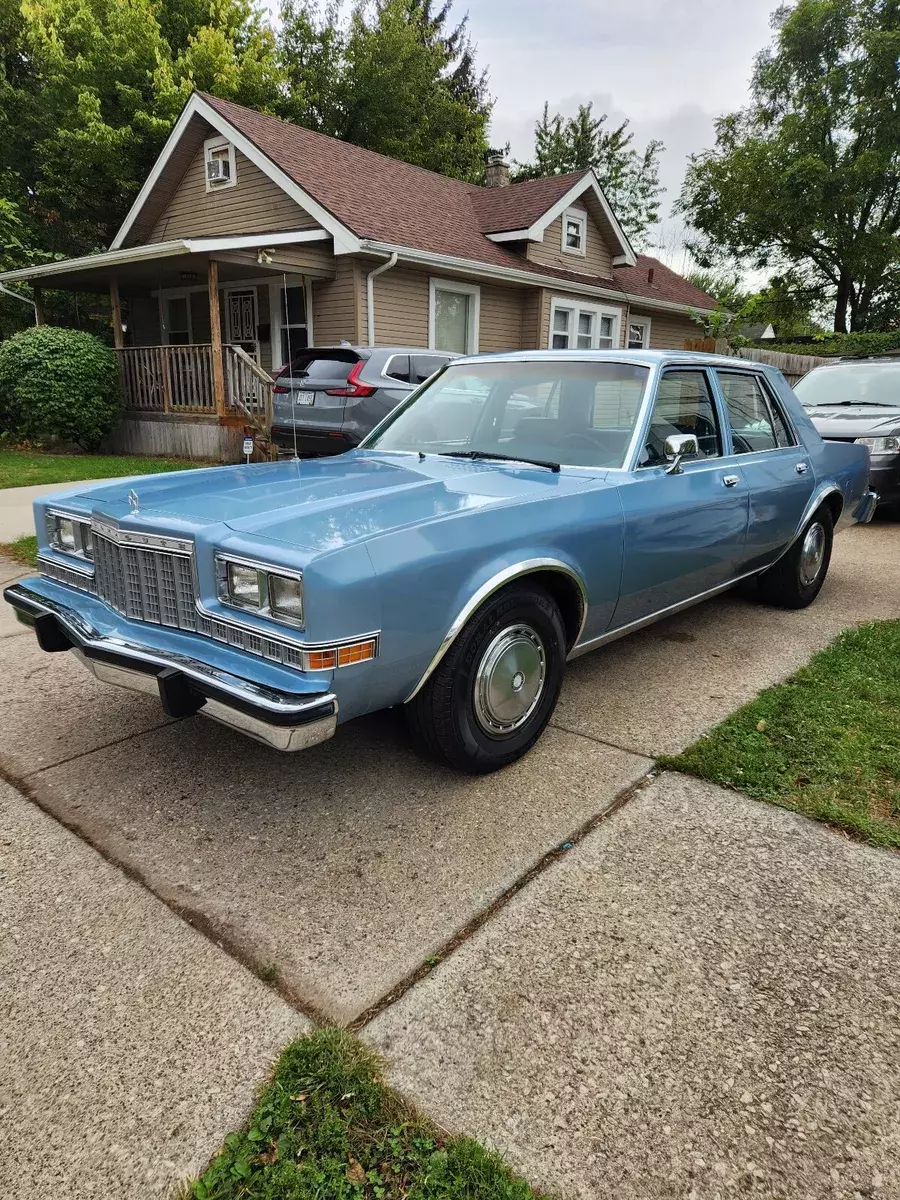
[561,209,587,256]
[278,284,310,364]
[627,318,651,349]
[162,295,192,345]
[550,300,620,350]
[429,278,480,354]
[204,137,236,192]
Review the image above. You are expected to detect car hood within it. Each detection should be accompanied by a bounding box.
[75,452,606,554]
[803,405,900,438]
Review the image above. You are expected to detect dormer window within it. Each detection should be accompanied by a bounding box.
[562,208,586,256]
[204,137,236,191]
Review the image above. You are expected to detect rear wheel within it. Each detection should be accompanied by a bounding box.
[756,506,834,609]
[405,583,566,774]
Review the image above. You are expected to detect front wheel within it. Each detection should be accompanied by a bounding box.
[405,582,567,774]
[756,506,834,609]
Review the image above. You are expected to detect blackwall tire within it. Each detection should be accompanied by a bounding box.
[756,506,834,609]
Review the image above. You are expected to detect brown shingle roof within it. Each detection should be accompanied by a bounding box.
[198,94,715,311]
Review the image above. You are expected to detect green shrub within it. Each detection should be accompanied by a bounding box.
[767,330,900,358]
[0,325,122,451]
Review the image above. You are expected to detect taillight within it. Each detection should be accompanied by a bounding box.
[273,364,290,394]
[326,361,375,397]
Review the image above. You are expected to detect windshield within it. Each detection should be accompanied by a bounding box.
[364,359,651,468]
[794,363,900,408]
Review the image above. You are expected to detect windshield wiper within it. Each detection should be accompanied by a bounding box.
[806,400,899,408]
[438,449,561,473]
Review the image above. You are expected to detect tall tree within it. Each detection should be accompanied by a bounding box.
[277,0,491,181]
[513,101,663,247]
[680,0,900,333]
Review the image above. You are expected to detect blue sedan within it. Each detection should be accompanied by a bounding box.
[4,352,876,773]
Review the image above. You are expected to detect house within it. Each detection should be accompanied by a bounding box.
[0,92,716,460]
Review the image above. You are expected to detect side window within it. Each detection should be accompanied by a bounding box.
[411,354,449,384]
[384,355,411,384]
[717,372,780,454]
[767,390,796,448]
[640,370,722,466]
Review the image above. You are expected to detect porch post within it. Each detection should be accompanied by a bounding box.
[208,259,226,417]
[33,287,45,326]
[109,278,124,350]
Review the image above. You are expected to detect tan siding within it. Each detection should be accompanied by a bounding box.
[630,309,697,350]
[520,291,541,350]
[526,209,613,277]
[373,268,429,345]
[272,242,336,275]
[150,146,317,241]
[478,284,524,352]
[313,258,360,344]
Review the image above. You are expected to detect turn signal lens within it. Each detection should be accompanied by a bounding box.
[306,648,338,671]
[337,640,376,666]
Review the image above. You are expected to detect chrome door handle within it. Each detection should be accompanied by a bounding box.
[796,462,808,474]
[723,474,741,487]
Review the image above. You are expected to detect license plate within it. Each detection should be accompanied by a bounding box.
[292,390,315,406]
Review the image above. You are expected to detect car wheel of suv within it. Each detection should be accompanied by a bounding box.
[756,506,834,609]
[405,582,567,774]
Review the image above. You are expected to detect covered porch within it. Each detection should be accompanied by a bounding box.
[4,231,334,459]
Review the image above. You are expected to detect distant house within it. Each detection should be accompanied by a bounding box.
[0,92,716,459]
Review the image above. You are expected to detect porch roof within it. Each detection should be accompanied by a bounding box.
[0,230,331,294]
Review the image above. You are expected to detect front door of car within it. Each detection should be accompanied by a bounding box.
[712,369,816,573]
[612,367,750,628]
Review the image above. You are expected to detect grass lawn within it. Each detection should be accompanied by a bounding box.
[187,1029,549,1200]
[662,619,900,850]
[0,534,37,568]
[0,448,211,489]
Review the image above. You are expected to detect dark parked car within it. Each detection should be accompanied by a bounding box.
[794,357,900,512]
[271,345,458,455]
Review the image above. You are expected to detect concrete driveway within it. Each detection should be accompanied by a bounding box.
[0,480,105,542]
[1,519,898,1197]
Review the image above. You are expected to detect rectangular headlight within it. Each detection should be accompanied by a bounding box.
[268,573,304,625]
[226,562,262,608]
[46,512,93,560]
[856,435,900,455]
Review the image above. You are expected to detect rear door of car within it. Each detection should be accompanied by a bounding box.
[272,349,363,437]
[710,368,815,572]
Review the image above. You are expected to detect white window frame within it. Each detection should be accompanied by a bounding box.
[268,276,314,371]
[428,277,480,354]
[626,317,651,349]
[158,289,194,345]
[548,298,621,351]
[561,207,587,257]
[204,136,237,193]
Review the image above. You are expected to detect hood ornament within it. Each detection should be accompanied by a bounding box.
[128,489,139,512]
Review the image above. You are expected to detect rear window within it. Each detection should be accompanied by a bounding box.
[411,354,450,384]
[281,350,360,384]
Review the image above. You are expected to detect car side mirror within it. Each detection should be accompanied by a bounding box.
[664,433,699,475]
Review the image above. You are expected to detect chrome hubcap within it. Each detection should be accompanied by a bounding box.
[799,522,826,587]
[473,623,546,736]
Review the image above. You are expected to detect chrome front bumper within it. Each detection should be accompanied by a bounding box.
[4,582,337,753]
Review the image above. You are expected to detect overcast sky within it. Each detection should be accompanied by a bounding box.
[467,0,778,267]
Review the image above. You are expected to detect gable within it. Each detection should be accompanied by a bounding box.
[525,205,613,279]
[148,139,318,243]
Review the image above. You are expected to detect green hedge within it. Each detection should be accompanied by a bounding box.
[0,325,122,451]
[766,330,900,358]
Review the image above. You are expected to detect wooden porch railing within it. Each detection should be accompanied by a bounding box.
[115,344,275,426]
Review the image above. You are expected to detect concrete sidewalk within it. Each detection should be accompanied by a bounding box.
[0,480,102,541]
[0,779,307,1199]
[370,773,900,1200]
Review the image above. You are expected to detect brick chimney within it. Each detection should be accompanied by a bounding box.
[485,152,510,188]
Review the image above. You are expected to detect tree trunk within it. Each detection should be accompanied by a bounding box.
[833,270,852,333]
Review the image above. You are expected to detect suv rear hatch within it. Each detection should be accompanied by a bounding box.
[272,348,367,451]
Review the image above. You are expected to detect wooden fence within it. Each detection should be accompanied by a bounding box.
[683,338,827,384]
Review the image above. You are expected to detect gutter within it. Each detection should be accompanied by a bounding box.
[358,240,714,318]
[365,252,399,346]
[0,282,37,318]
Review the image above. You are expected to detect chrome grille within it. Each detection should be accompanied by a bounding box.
[37,556,96,595]
[93,534,197,631]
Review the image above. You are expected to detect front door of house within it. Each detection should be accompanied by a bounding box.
[225,287,259,360]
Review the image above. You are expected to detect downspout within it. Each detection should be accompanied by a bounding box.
[0,282,37,322]
[365,252,398,346]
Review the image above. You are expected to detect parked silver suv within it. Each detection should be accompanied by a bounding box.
[271,345,458,455]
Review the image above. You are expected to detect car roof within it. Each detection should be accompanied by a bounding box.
[306,345,459,356]
[456,349,764,370]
